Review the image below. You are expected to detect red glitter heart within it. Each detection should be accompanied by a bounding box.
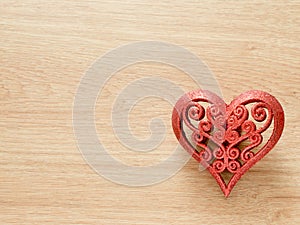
[172,90,284,197]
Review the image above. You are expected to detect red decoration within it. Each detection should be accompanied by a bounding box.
[172,90,284,197]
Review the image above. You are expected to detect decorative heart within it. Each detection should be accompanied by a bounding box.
[172,90,284,197]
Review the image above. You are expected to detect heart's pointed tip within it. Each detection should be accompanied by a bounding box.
[222,189,231,198]
[224,192,230,198]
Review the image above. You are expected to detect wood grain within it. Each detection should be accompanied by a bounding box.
[1,1,299,224]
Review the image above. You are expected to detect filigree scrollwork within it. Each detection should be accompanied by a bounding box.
[172,90,284,197]
[181,96,274,175]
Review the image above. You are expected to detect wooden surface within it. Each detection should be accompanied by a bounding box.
[1,1,300,224]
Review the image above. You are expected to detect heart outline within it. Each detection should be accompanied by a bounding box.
[172,90,284,197]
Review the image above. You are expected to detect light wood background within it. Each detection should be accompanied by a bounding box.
[1,1,300,224]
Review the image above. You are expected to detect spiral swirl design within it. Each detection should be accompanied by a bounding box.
[226,130,240,143]
[188,103,205,121]
[200,148,213,162]
[251,103,267,122]
[233,105,247,119]
[227,116,236,126]
[249,133,262,144]
[192,131,204,145]
[227,160,241,173]
[199,120,212,133]
[241,151,255,161]
[227,147,240,160]
[212,160,226,173]
[213,130,224,143]
[241,120,256,133]
[215,115,226,127]
[213,147,225,159]
[209,104,220,117]
[183,101,206,132]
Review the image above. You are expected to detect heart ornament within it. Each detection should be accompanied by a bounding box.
[172,90,284,197]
